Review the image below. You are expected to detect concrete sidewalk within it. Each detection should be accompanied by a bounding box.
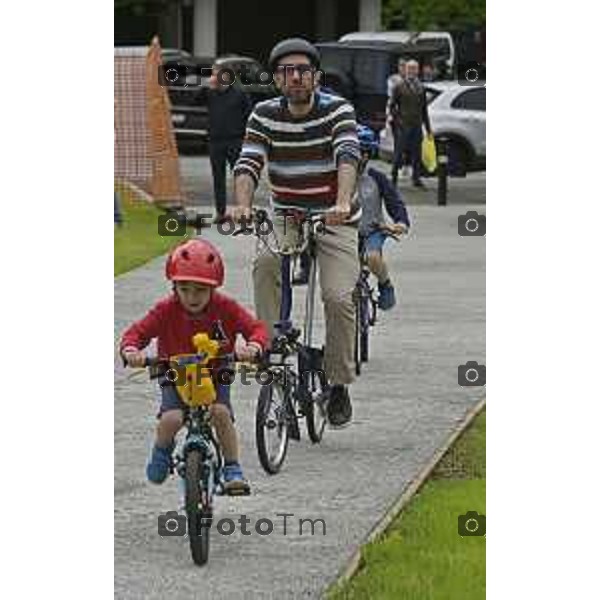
[114,202,485,599]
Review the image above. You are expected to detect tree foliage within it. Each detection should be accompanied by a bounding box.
[115,0,174,15]
[383,0,485,31]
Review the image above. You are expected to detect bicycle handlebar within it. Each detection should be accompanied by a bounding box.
[232,208,330,257]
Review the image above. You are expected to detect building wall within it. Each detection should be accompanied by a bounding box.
[116,0,375,63]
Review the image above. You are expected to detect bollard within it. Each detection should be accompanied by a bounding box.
[437,136,449,206]
[114,192,123,226]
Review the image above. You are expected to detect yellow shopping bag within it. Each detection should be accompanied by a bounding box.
[421,134,437,174]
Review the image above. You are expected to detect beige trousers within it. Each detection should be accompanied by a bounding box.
[252,216,358,385]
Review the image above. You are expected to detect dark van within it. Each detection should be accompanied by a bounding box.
[316,40,449,132]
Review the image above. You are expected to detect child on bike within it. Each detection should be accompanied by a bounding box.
[120,239,269,494]
[355,124,411,310]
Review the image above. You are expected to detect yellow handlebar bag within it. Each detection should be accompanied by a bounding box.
[421,134,437,174]
[173,333,221,408]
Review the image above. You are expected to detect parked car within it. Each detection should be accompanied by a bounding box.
[316,41,450,133]
[379,82,486,174]
[162,51,277,153]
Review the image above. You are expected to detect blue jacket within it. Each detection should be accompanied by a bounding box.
[357,167,411,235]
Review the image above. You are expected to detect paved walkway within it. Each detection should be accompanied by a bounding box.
[114,198,485,599]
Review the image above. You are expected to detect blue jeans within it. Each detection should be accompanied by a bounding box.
[392,125,423,183]
[156,376,234,421]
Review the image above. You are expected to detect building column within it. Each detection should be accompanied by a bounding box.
[315,0,337,41]
[193,0,217,56]
[359,0,381,31]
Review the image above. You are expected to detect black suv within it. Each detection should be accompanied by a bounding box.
[317,41,450,132]
[163,52,277,153]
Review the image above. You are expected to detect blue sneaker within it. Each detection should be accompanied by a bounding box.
[222,461,250,495]
[146,444,174,484]
[378,280,396,310]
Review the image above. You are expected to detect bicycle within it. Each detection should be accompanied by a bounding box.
[353,224,401,376]
[125,331,250,566]
[233,208,330,474]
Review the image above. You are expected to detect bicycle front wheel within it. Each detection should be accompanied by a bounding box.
[256,381,290,474]
[353,288,362,376]
[184,449,211,566]
[304,369,328,443]
[360,294,371,363]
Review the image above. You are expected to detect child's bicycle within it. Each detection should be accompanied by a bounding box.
[126,332,250,566]
[233,208,330,474]
[353,224,401,375]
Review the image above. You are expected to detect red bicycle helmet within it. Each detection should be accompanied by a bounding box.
[165,239,225,287]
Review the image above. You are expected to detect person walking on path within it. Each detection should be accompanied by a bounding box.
[389,59,433,188]
[231,38,361,428]
[208,60,252,223]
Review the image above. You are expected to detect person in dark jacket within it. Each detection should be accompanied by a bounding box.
[389,59,433,188]
[207,62,252,223]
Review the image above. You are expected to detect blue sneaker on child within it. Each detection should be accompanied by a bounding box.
[222,461,250,495]
[146,444,174,484]
[378,280,396,310]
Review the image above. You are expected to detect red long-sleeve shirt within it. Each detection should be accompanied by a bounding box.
[119,291,269,357]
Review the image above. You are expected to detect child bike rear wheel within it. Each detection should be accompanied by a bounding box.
[256,381,290,474]
[184,449,210,566]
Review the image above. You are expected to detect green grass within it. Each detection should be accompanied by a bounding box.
[114,190,184,276]
[328,409,485,600]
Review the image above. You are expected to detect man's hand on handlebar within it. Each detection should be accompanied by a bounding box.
[228,205,253,224]
[325,202,351,226]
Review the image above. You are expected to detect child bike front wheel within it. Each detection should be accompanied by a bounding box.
[184,449,211,566]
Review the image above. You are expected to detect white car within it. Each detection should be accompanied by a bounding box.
[379,82,486,173]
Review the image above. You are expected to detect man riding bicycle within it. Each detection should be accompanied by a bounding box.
[231,38,360,427]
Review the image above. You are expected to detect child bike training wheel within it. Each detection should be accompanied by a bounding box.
[184,449,211,566]
[256,381,290,474]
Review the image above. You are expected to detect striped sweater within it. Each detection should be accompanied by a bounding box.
[233,91,360,211]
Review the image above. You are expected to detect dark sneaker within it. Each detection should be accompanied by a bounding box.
[413,179,425,189]
[378,280,396,310]
[327,385,353,428]
[223,462,251,495]
[146,443,174,484]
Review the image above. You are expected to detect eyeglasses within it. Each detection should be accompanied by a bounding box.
[275,64,315,76]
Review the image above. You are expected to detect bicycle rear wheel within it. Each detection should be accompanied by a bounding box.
[256,381,290,474]
[184,449,211,566]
